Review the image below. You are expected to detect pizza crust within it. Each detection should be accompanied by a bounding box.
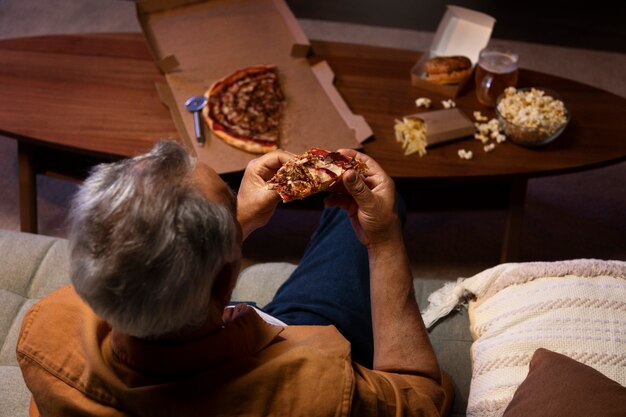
[202,110,278,154]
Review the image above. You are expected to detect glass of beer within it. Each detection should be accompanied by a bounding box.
[475,46,519,107]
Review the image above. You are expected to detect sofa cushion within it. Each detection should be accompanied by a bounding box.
[416,279,473,417]
[0,230,69,298]
[233,262,297,307]
[0,231,71,366]
[0,366,33,417]
[0,230,72,417]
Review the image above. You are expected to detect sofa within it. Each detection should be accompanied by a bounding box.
[4,229,625,417]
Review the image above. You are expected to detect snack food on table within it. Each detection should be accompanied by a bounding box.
[422,56,472,85]
[496,87,569,146]
[473,111,488,122]
[442,99,456,109]
[415,97,432,109]
[457,149,473,160]
[203,65,285,154]
[483,143,495,153]
[474,118,504,144]
[265,148,367,203]
[394,117,427,157]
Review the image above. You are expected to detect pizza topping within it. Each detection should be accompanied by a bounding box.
[211,70,281,136]
[266,148,367,203]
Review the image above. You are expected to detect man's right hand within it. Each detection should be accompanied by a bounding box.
[325,150,401,248]
[237,150,293,240]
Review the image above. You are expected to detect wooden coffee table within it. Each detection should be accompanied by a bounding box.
[1,33,625,261]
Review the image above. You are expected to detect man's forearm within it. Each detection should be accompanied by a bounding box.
[368,226,441,381]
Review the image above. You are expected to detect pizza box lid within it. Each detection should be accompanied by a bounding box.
[410,5,496,97]
[136,0,372,174]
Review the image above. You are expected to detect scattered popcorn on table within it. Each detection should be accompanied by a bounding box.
[415,97,432,109]
[475,122,491,136]
[474,117,505,144]
[469,111,509,156]
[473,111,488,122]
[394,117,427,156]
[442,99,456,109]
[457,149,473,160]
[474,133,489,144]
[486,118,500,131]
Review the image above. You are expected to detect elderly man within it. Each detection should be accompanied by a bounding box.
[17,141,452,416]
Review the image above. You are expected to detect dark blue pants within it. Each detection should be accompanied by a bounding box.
[264,197,406,368]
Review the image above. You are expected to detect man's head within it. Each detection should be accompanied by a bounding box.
[69,141,241,338]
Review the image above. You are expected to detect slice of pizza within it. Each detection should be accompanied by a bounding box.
[266,148,367,203]
[202,65,285,154]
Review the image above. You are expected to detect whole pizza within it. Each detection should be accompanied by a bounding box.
[202,65,285,154]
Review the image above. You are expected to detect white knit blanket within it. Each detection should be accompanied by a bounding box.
[421,259,626,417]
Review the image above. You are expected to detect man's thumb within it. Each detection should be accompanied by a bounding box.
[344,170,369,201]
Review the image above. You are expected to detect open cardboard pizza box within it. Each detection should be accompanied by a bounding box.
[136,0,372,174]
[410,5,495,97]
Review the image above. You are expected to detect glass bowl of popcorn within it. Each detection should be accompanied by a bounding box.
[496,87,570,147]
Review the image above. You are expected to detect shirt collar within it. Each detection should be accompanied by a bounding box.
[109,308,284,376]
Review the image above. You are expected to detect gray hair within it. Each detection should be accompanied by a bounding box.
[69,141,237,338]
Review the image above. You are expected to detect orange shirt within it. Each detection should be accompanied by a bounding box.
[17,286,452,417]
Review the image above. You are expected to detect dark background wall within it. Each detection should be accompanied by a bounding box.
[286,1,626,53]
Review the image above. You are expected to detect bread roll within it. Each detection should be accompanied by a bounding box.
[422,56,472,85]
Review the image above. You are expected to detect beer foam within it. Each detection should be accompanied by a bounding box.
[479,52,517,74]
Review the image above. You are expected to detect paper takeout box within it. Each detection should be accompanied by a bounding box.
[410,5,496,97]
[136,0,372,174]
[416,108,475,147]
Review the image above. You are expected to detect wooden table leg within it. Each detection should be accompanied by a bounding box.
[500,178,528,263]
[18,141,38,233]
